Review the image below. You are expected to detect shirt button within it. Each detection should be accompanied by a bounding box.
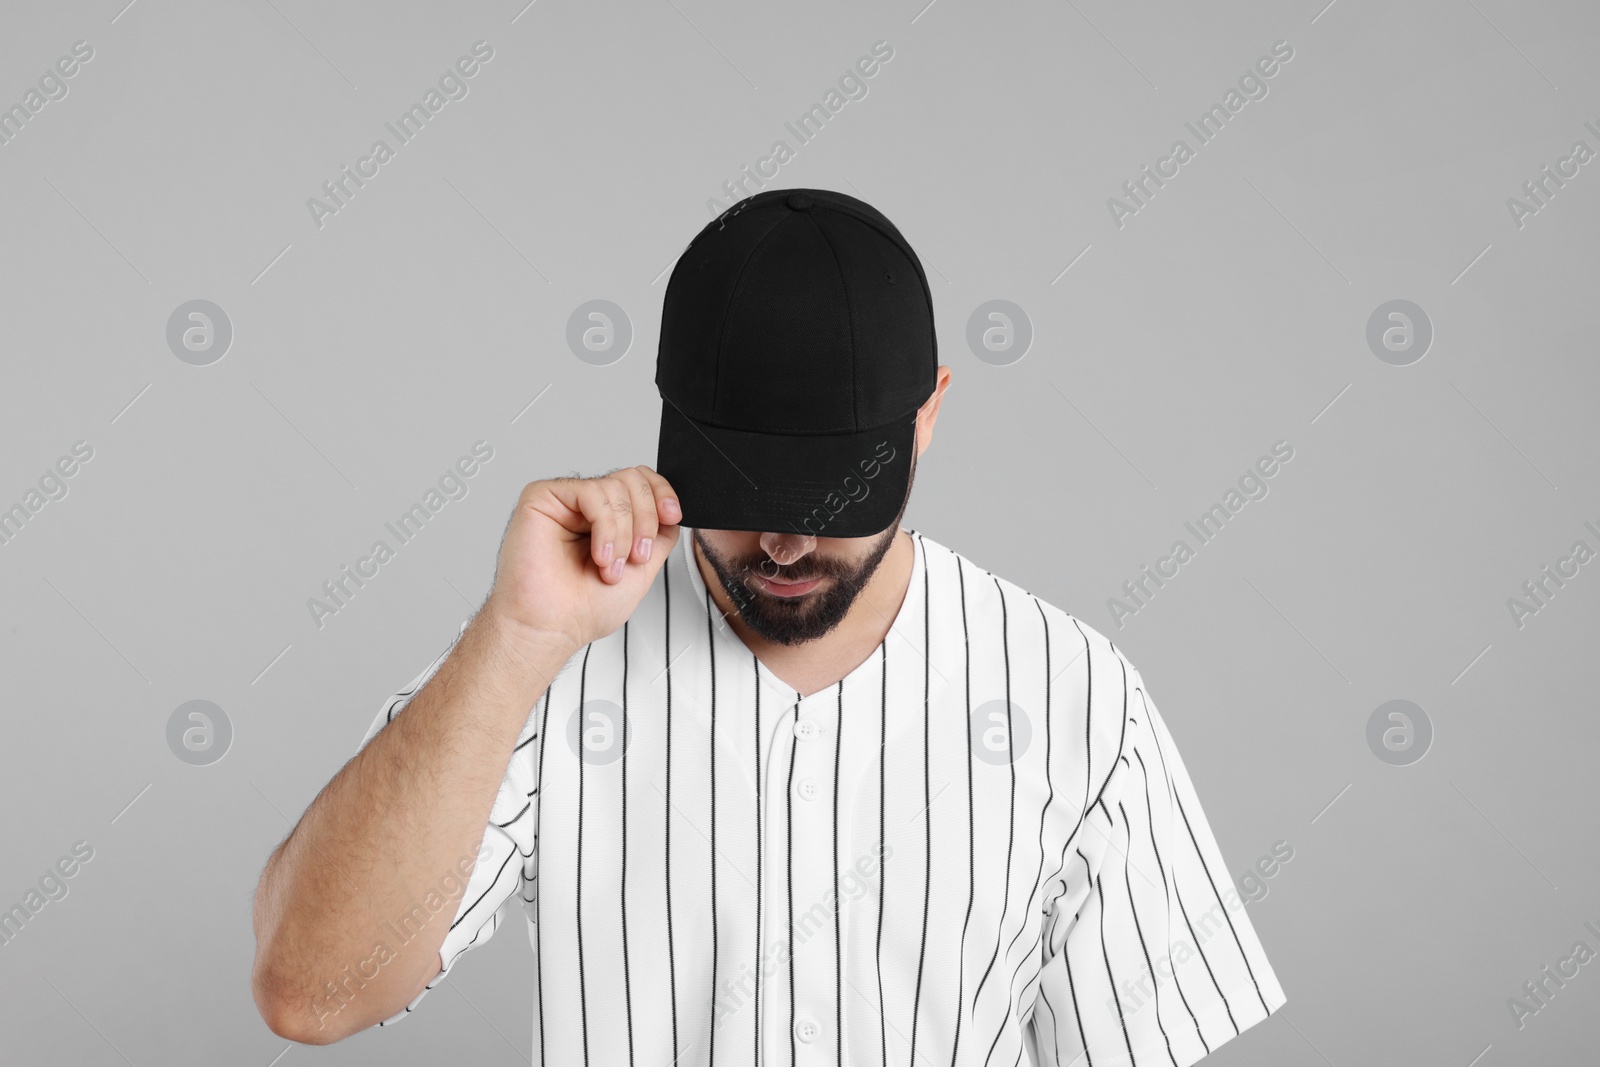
[793,718,818,741]
[796,777,819,801]
[795,1016,820,1043]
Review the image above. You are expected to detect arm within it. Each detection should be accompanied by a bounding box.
[250,467,682,1043]
[250,613,573,1043]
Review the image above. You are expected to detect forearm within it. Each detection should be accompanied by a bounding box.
[251,610,573,1042]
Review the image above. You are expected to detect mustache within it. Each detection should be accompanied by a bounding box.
[735,556,838,583]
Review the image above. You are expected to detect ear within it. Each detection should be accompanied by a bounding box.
[915,365,953,457]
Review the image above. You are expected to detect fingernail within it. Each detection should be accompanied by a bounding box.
[638,537,653,562]
[609,557,625,578]
[600,541,614,564]
[663,498,680,519]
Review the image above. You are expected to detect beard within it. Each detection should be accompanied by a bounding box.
[694,447,916,647]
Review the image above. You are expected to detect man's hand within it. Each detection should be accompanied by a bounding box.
[484,465,683,652]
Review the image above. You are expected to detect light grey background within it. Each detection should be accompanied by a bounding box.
[2,0,1597,1063]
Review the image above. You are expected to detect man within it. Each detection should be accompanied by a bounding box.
[251,188,1285,1066]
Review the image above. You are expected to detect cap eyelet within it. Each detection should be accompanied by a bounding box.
[884,271,895,283]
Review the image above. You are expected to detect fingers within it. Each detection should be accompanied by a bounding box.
[599,466,684,582]
[632,465,682,528]
[591,477,634,582]
[533,467,683,585]
[611,468,660,566]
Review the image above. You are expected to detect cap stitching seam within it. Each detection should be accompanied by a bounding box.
[712,206,794,415]
[806,200,940,374]
[799,209,860,430]
[669,405,918,436]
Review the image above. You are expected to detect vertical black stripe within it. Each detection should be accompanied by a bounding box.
[983,599,1058,1067]
[976,583,1020,1067]
[1173,789,1271,1016]
[786,700,799,1067]
[1036,987,1061,1067]
[908,534,932,1067]
[1047,638,1130,1066]
[1034,628,1135,1067]
[1096,871,1139,1066]
[577,642,593,1067]
[705,591,719,1067]
[534,684,553,1067]
[1117,800,1178,1067]
[947,551,975,1067]
[1165,850,1239,1034]
[875,642,889,1067]
[665,557,680,1062]
[1035,623,1096,928]
[1063,851,1094,1067]
[833,678,845,1067]
[1134,682,1269,1018]
[621,622,636,1067]
[1130,747,1205,1051]
[1081,624,1095,806]
[753,654,764,1067]
[1100,659,1139,1067]
[970,578,1017,1017]
[1135,691,1238,1036]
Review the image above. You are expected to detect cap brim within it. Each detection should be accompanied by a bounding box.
[655,402,916,538]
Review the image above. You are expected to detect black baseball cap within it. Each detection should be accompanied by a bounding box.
[654,187,937,538]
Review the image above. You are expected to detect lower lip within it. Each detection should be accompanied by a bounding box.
[758,575,822,598]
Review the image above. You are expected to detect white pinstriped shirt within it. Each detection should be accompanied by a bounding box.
[357,527,1285,1066]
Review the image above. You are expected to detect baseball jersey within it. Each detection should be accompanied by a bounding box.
[356,526,1286,1066]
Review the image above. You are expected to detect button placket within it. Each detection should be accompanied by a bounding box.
[758,701,802,1067]
[785,692,838,1063]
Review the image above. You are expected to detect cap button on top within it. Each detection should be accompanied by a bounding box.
[786,192,814,210]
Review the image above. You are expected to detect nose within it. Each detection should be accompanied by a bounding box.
[760,530,816,567]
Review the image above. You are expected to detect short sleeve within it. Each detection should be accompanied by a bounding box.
[354,619,543,1027]
[1028,657,1286,1066]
